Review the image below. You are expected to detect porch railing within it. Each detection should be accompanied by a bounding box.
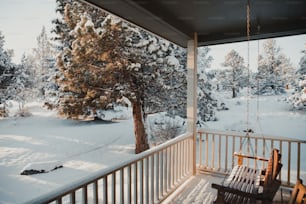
[197,129,306,187]
[24,133,194,204]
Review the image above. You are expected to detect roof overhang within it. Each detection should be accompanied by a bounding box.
[83,0,306,47]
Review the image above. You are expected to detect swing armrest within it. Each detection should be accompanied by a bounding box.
[234,152,269,162]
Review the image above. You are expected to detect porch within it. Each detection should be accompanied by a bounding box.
[24,130,306,204]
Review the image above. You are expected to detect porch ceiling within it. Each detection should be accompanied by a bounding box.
[83,0,306,47]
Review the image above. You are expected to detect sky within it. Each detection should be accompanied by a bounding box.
[0,0,305,69]
[0,0,57,63]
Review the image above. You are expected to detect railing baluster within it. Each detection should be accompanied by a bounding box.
[94,180,99,204]
[128,166,131,204]
[112,173,116,204]
[279,141,283,181]
[224,135,227,171]
[145,157,149,204]
[297,142,301,181]
[134,162,138,204]
[103,176,108,204]
[150,155,154,204]
[56,198,62,204]
[288,141,291,185]
[167,147,171,190]
[170,145,174,188]
[140,160,143,204]
[218,134,221,170]
[160,150,164,197]
[70,192,75,204]
[163,149,167,194]
[155,152,159,200]
[199,133,202,167]
[83,185,88,204]
[232,136,235,169]
[120,169,124,204]
[205,133,209,168]
[212,134,215,170]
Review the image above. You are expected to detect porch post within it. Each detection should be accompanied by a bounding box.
[186,33,197,175]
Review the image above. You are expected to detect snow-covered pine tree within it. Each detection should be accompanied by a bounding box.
[55,1,188,153]
[141,35,187,119]
[0,31,17,116]
[288,48,306,109]
[256,39,287,95]
[276,53,295,88]
[52,0,107,51]
[55,13,151,153]
[197,46,218,123]
[8,55,34,111]
[31,26,58,102]
[222,49,246,98]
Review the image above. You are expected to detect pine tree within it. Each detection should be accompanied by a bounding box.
[197,46,218,123]
[288,48,306,109]
[55,13,152,153]
[222,49,246,98]
[30,26,58,101]
[54,1,188,153]
[256,39,290,95]
[0,31,17,115]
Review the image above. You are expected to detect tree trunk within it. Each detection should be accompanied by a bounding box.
[232,87,236,98]
[132,100,149,154]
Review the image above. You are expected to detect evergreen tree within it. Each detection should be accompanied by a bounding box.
[0,31,17,115]
[288,48,306,109]
[197,46,218,123]
[9,55,34,110]
[31,26,58,101]
[54,1,188,153]
[52,0,107,51]
[256,39,290,95]
[222,49,246,98]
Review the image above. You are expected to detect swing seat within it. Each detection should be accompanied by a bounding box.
[211,148,282,204]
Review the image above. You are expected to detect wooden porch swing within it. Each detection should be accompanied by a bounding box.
[211,1,283,203]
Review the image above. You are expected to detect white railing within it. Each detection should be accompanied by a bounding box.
[24,133,194,204]
[197,129,306,187]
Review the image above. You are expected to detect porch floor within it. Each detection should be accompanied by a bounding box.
[163,172,292,204]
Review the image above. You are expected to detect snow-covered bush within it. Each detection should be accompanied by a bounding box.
[14,107,32,117]
[147,113,185,145]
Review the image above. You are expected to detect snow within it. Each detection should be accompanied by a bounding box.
[0,104,136,203]
[166,55,180,68]
[204,90,306,140]
[1,92,306,203]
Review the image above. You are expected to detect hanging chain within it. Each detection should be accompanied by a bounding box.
[246,0,251,134]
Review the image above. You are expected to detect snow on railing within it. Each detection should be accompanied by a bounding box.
[24,133,194,204]
[197,129,306,187]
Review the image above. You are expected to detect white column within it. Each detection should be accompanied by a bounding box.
[186,33,197,175]
[186,33,197,135]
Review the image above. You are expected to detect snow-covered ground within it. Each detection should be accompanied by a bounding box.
[0,103,136,203]
[206,91,306,141]
[1,92,306,204]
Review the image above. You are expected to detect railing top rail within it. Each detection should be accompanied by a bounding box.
[198,129,306,144]
[23,132,193,204]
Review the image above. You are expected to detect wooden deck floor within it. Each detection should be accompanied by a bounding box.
[163,172,292,204]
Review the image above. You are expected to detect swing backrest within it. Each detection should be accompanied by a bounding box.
[263,148,282,186]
